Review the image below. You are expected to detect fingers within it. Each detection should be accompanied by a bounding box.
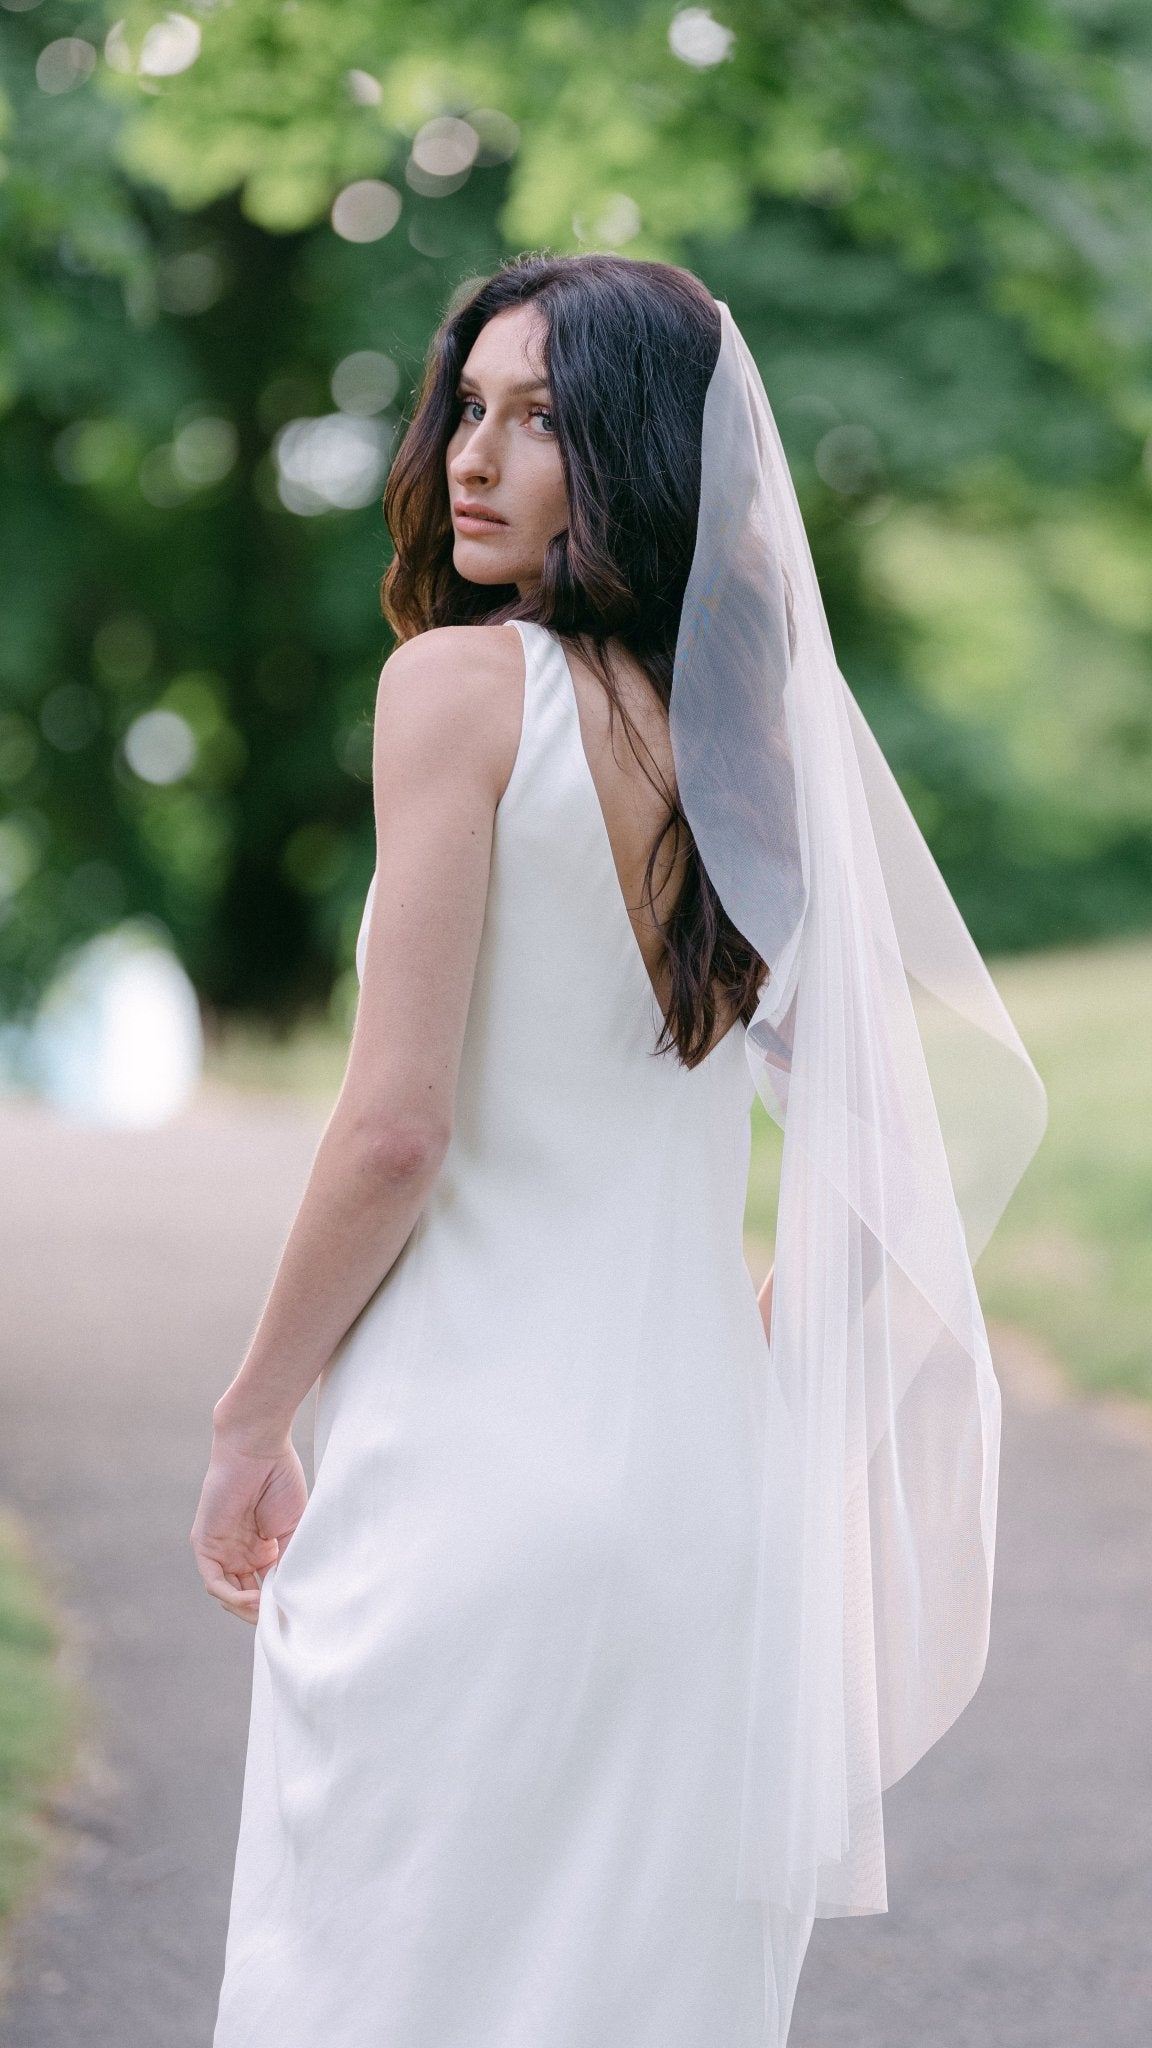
[200,1561,267,1627]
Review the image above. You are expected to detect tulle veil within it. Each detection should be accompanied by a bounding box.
[670,300,1048,2023]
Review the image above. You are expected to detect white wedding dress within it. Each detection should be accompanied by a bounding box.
[213,619,780,2047]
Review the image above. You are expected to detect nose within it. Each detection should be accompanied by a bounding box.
[449,414,499,489]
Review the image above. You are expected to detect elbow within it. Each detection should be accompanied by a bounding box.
[351,1114,451,1190]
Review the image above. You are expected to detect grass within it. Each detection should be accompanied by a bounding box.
[203,1015,351,1103]
[742,1108,781,1293]
[972,936,1152,1399]
[205,934,1152,1401]
[745,934,1152,1401]
[0,1507,77,1929]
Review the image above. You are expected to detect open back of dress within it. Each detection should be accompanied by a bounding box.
[213,619,785,2047]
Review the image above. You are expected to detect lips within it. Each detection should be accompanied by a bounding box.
[453,501,507,529]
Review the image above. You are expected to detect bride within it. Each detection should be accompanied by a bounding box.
[192,252,1046,2047]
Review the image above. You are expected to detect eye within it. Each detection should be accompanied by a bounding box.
[529,405,555,435]
[459,396,484,423]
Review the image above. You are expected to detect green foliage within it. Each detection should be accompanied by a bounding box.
[0,1508,77,1923]
[1,0,1150,1019]
[0,2,515,1018]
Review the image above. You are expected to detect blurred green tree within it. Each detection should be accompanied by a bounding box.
[1,0,1150,1024]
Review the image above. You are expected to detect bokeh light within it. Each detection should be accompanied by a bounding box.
[140,13,201,77]
[171,415,238,487]
[815,423,884,495]
[157,247,228,316]
[334,719,373,781]
[123,710,199,785]
[469,109,520,166]
[331,180,402,244]
[412,119,478,176]
[345,69,382,107]
[330,351,400,417]
[104,13,202,78]
[53,418,138,489]
[668,8,735,69]
[573,194,642,248]
[407,217,448,259]
[410,117,479,187]
[103,22,133,72]
[35,38,96,94]
[273,414,392,514]
[0,818,41,904]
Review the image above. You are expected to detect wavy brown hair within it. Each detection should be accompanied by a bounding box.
[382,251,767,1067]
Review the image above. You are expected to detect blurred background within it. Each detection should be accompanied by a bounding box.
[0,5,1150,2041]
[1,0,1151,1384]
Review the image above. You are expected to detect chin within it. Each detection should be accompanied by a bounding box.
[452,539,522,587]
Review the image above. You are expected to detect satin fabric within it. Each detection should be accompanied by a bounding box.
[213,620,802,2047]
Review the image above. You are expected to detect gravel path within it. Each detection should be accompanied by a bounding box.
[0,1098,1148,2046]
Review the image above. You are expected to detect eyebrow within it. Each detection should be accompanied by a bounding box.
[456,375,551,397]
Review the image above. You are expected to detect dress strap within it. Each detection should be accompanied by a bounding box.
[502,619,571,812]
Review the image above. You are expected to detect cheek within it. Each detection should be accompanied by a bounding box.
[527,447,568,538]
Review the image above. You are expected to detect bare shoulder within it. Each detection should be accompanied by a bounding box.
[374,625,525,804]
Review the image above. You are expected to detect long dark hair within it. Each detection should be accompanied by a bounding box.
[382,252,767,1067]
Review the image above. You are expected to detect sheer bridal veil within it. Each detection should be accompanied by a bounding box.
[670,304,1048,1952]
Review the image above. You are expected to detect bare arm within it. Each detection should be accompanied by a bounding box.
[192,626,524,1618]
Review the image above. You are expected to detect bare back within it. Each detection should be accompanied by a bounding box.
[560,635,689,1011]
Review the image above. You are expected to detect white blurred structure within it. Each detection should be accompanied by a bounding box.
[274,413,394,515]
[30,923,203,1128]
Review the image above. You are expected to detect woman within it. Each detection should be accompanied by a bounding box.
[193,253,1045,2047]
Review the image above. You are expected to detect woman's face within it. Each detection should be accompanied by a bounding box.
[446,303,568,593]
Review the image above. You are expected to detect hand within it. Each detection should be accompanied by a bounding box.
[190,1430,309,1627]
